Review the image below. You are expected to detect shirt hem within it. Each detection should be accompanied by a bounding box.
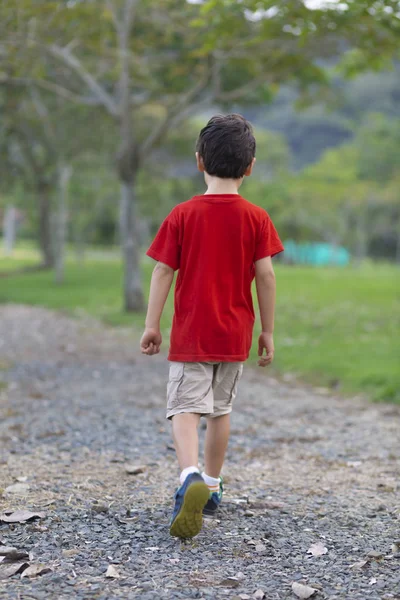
[168,353,249,362]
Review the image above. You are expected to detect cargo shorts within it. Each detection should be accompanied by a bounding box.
[166,361,243,420]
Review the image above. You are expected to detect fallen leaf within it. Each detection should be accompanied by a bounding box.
[0,547,29,562]
[219,577,240,588]
[62,549,80,558]
[21,564,52,578]
[125,465,146,475]
[0,562,29,579]
[369,578,377,585]
[0,511,45,523]
[249,501,285,510]
[253,590,265,599]
[105,564,120,579]
[292,582,318,599]
[350,560,369,569]
[307,542,328,557]
[4,483,30,495]
[391,541,400,554]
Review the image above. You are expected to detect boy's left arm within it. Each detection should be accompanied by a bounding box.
[140,261,174,356]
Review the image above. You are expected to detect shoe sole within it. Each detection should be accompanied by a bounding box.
[170,481,209,539]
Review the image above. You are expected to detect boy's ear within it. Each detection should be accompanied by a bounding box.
[196,152,205,173]
[244,157,256,177]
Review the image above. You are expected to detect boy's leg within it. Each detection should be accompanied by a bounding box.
[204,413,231,478]
[172,413,201,472]
[202,363,243,514]
[167,363,214,538]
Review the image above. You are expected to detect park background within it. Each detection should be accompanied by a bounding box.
[0,0,399,404]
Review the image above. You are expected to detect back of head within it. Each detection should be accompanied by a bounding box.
[196,114,256,179]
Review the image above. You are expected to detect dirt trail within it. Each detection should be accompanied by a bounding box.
[0,306,399,600]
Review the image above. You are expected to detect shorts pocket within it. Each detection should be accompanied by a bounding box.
[230,364,243,401]
[167,363,184,409]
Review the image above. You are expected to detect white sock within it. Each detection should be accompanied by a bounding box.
[180,466,200,485]
[202,472,220,492]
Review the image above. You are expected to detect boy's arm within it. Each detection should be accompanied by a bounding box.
[255,256,276,367]
[140,261,174,356]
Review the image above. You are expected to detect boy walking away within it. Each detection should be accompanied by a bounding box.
[140,114,284,539]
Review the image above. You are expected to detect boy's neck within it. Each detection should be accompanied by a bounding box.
[204,175,241,195]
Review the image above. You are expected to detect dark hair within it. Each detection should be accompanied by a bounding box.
[196,114,256,179]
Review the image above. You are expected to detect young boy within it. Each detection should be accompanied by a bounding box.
[140,114,284,539]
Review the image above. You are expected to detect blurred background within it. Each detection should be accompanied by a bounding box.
[0,0,399,403]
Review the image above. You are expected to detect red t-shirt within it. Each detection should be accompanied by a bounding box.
[147,194,284,362]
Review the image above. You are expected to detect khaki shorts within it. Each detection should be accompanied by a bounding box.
[166,362,243,420]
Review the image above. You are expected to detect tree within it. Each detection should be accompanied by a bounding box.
[1,0,399,308]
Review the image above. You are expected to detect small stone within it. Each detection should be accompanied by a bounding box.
[244,511,255,518]
[367,550,383,560]
[125,465,146,475]
[91,503,109,514]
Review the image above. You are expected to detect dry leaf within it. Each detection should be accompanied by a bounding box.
[219,577,240,588]
[105,564,120,579]
[125,465,146,475]
[0,562,29,579]
[292,582,318,599]
[391,541,400,554]
[0,547,29,562]
[350,560,369,569]
[253,590,265,599]
[21,564,52,578]
[0,511,45,523]
[62,549,80,558]
[4,483,30,495]
[307,542,328,557]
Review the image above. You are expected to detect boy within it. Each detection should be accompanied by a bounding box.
[140,114,284,539]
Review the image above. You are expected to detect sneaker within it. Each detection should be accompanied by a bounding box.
[169,473,209,539]
[203,477,223,516]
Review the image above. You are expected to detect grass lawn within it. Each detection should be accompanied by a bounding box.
[1,247,399,403]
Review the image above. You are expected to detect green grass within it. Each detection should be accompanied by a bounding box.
[1,247,399,403]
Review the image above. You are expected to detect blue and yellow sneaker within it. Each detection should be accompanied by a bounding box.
[203,477,223,517]
[169,473,209,538]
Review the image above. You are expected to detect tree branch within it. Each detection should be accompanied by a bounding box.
[0,75,101,106]
[48,45,119,117]
[140,67,212,158]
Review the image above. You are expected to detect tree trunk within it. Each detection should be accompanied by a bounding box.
[120,178,144,312]
[37,183,55,268]
[3,205,17,256]
[54,164,72,284]
[354,209,368,266]
[396,218,400,265]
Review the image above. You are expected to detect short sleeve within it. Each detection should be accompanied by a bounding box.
[146,211,181,271]
[254,213,284,262]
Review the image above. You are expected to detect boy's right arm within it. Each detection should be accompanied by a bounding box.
[140,261,174,356]
[255,256,276,367]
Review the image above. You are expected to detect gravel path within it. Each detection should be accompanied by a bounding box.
[0,306,399,600]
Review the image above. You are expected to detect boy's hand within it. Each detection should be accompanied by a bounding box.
[258,332,274,367]
[140,328,162,356]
